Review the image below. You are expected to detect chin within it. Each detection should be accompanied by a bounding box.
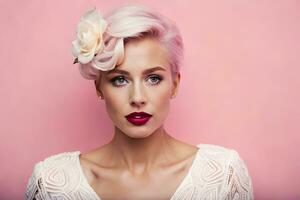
[123,128,154,139]
[126,133,151,139]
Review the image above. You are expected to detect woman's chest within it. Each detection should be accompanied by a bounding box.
[89,163,191,200]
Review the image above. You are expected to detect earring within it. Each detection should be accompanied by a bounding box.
[171,93,177,98]
[96,90,104,99]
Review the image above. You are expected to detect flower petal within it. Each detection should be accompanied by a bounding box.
[78,51,94,64]
[71,40,81,57]
[99,19,107,34]
[72,8,107,66]
[83,9,103,26]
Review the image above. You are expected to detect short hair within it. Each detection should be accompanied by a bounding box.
[79,4,184,80]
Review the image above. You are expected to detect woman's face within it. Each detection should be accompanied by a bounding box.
[96,37,180,138]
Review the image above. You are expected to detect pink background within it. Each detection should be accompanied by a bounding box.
[1,0,299,199]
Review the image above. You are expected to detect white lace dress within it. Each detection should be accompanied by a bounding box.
[25,144,254,200]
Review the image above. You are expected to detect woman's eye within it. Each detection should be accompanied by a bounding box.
[110,76,128,86]
[147,75,163,85]
[110,75,163,87]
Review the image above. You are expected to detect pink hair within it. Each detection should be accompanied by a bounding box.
[79,4,184,80]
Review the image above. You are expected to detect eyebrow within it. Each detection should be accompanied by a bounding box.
[107,66,166,75]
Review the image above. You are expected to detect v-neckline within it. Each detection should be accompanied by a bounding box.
[76,144,203,200]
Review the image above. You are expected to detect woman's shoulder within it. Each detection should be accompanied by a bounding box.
[27,151,82,181]
[196,143,248,167]
[25,151,84,200]
[192,143,253,199]
[35,151,81,169]
[198,143,237,156]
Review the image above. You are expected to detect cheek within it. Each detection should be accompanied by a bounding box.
[102,87,128,117]
[150,82,172,113]
[157,93,171,111]
[153,89,171,104]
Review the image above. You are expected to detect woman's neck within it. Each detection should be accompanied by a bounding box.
[108,125,177,175]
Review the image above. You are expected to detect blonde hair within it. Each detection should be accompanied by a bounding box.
[79,4,183,80]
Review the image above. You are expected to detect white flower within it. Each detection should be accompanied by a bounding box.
[72,8,107,64]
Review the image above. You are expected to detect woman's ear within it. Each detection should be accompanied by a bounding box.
[94,80,104,99]
[171,72,180,98]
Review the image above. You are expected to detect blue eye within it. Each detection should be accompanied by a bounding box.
[110,75,163,87]
[110,76,128,86]
[147,75,163,85]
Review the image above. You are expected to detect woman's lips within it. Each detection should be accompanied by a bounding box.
[125,112,152,126]
[126,116,152,126]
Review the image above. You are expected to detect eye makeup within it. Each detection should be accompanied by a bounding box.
[146,74,163,85]
[109,76,128,87]
[109,74,164,87]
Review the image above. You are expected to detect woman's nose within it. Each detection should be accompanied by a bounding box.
[129,81,146,107]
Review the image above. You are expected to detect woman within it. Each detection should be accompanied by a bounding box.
[25,4,253,200]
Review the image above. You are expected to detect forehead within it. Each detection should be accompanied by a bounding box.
[111,37,170,74]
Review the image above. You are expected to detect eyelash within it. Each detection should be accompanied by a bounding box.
[110,74,163,87]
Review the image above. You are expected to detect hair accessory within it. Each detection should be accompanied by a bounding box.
[72,8,107,65]
[72,8,124,73]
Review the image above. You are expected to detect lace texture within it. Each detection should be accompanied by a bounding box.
[25,144,254,200]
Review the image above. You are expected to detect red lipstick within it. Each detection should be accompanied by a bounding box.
[125,112,152,126]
